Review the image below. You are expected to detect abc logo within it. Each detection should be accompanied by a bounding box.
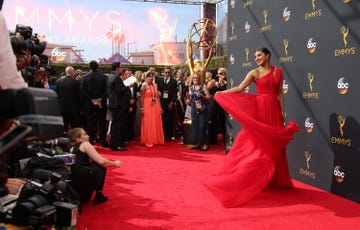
[244,21,251,33]
[307,38,317,53]
[337,77,349,95]
[282,80,289,94]
[230,54,235,65]
[283,7,291,22]
[333,165,345,183]
[304,118,314,133]
[51,47,67,62]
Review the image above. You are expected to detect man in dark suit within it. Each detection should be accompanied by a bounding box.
[55,66,82,132]
[159,67,178,141]
[122,68,138,142]
[129,81,139,141]
[107,62,130,151]
[81,60,108,147]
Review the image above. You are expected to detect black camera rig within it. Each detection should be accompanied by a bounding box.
[0,87,79,228]
[10,24,46,56]
[1,172,79,228]
[10,24,55,88]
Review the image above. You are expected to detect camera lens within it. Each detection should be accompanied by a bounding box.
[12,194,48,225]
[10,36,27,55]
[10,35,47,56]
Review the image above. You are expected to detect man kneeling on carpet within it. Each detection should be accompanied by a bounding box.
[68,128,121,204]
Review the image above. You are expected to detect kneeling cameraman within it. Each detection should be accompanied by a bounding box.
[67,128,121,205]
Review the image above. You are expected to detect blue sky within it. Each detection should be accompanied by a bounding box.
[3,0,204,61]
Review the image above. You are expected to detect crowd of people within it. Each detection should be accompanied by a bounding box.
[53,48,300,208]
[53,61,228,153]
[49,61,229,205]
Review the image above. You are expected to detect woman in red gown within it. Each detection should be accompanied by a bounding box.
[203,47,300,207]
[140,71,165,147]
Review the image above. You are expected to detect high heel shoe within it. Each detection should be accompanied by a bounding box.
[93,192,108,205]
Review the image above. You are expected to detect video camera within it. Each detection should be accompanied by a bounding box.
[10,24,46,56]
[10,24,55,88]
[27,138,70,154]
[10,172,78,227]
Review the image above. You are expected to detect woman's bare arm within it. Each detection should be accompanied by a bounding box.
[80,142,121,168]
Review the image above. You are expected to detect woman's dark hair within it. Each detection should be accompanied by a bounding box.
[206,69,216,79]
[255,47,271,60]
[145,71,154,78]
[48,76,58,85]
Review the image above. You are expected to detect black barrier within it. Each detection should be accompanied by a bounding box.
[226,0,360,203]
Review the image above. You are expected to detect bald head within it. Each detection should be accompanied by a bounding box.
[65,66,75,77]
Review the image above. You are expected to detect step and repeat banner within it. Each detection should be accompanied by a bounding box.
[225,0,360,202]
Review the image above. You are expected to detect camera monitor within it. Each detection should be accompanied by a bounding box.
[0,88,64,140]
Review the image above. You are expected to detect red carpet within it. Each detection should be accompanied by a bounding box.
[76,141,360,229]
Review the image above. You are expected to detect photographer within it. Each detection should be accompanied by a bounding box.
[67,128,121,205]
[0,2,26,90]
[26,55,49,89]
[17,51,50,89]
[9,21,48,88]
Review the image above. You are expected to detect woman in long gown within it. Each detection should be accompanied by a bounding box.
[189,73,211,151]
[203,47,300,207]
[140,71,165,147]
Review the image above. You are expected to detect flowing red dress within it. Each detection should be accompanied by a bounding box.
[203,67,300,207]
[140,83,165,146]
